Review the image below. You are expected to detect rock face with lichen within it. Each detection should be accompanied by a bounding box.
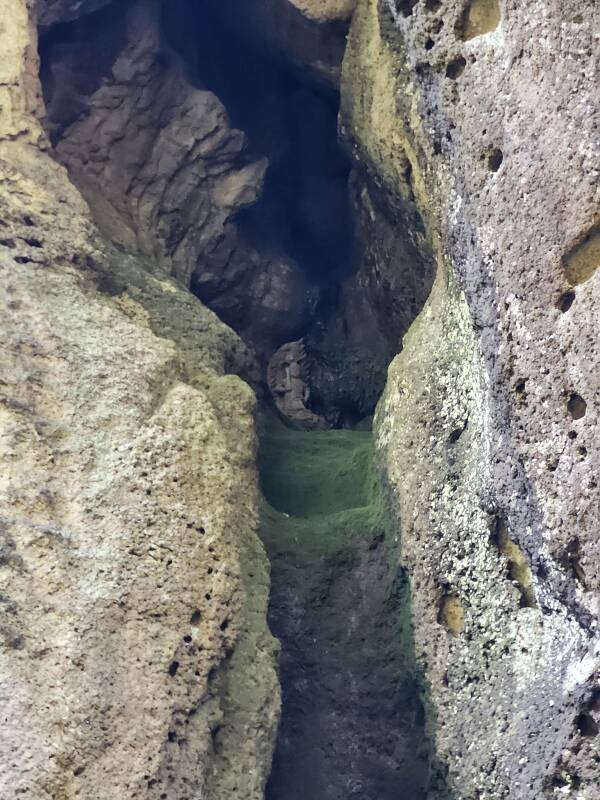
[0,1,279,798]
[342,0,599,796]
[1,0,599,796]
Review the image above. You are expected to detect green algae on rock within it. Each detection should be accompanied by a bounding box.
[258,413,432,800]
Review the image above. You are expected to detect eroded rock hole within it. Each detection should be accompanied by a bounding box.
[446,55,467,79]
[492,516,536,608]
[457,0,501,41]
[488,147,503,172]
[557,289,576,312]
[567,393,587,420]
[394,0,420,16]
[561,226,600,286]
[577,713,599,738]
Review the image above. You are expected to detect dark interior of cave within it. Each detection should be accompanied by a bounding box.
[162,0,353,289]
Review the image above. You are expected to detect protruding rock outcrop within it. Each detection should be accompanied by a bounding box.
[267,341,326,429]
[0,2,279,798]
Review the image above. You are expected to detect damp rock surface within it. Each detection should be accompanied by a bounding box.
[258,414,430,800]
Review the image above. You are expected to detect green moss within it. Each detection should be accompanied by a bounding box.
[257,411,425,669]
[257,413,433,796]
[259,414,375,519]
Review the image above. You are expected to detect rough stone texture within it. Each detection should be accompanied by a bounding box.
[289,0,357,21]
[0,2,280,798]
[0,0,45,142]
[40,0,320,362]
[343,0,599,796]
[43,0,266,287]
[267,341,327,429]
[191,229,315,363]
[303,164,436,424]
[231,0,352,87]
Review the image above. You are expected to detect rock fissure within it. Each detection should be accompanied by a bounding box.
[0,0,597,798]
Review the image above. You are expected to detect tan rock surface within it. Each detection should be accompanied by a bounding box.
[0,2,279,799]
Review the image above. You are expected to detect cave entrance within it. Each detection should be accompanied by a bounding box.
[162,0,353,289]
[163,5,433,798]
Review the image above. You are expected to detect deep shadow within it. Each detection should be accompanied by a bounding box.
[162,0,353,287]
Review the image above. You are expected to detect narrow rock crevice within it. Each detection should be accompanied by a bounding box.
[258,415,434,799]
[37,1,441,796]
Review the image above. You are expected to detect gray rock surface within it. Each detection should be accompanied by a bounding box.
[343,0,599,796]
[40,0,318,361]
[267,341,327,429]
[304,164,436,423]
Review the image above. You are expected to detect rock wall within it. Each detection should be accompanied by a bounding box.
[43,0,266,287]
[41,0,322,362]
[342,0,599,796]
[0,1,279,798]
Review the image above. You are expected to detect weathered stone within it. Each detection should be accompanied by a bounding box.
[0,2,279,798]
[288,0,356,21]
[43,0,266,288]
[304,164,436,424]
[343,0,599,796]
[267,341,327,429]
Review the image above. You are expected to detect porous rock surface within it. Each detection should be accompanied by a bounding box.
[342,0,599,796]
[0,1,279,798]
[289,0,356,21]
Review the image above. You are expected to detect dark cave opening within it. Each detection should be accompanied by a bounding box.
[162,0,353,289]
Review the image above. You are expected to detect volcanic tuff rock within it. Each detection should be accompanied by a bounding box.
[342,0,599,796]
[0,1,279,798]
[289,0,357,21]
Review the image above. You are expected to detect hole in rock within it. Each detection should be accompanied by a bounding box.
[557,289,576,312]
[567,393,587,420]
[488,148,503,172]
[438,593,465,634]
[394,0,419,16]
[458,0,501,41]
[446,56,467,79]
[577,713,599,737]
[561,227,600,286]
[492,516,536,608]
[190,610,201,625]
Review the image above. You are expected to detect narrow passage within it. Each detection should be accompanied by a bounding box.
[258,414,429,800]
